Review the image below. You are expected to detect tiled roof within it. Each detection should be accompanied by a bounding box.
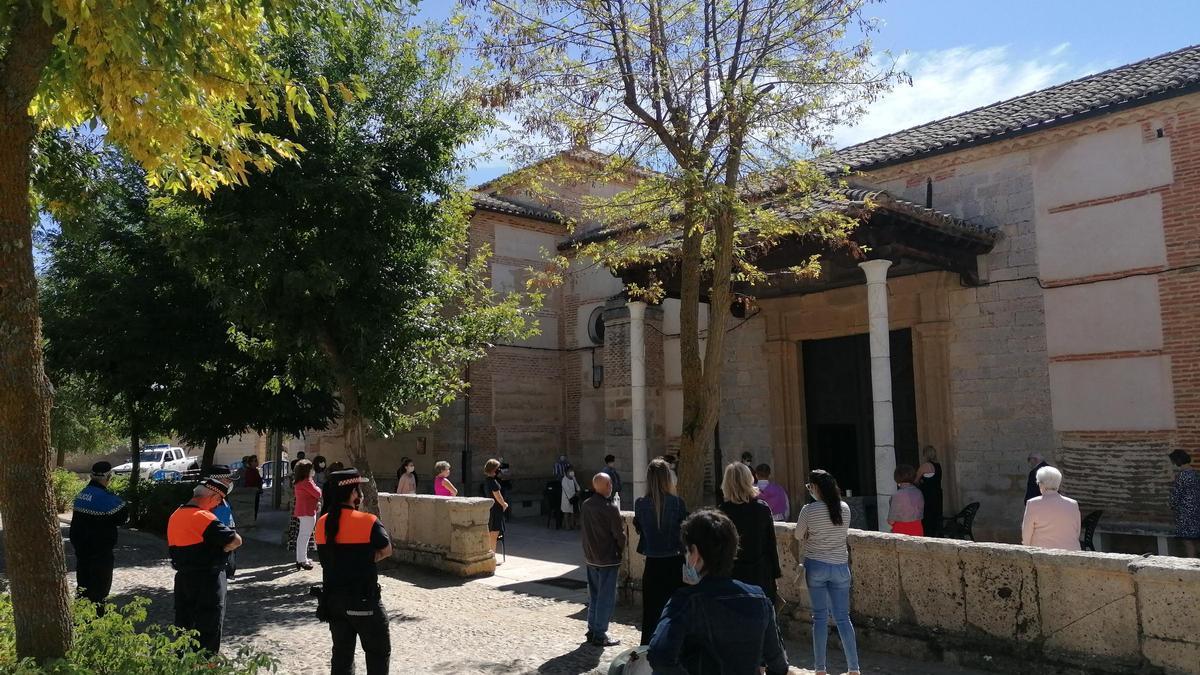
[831,44,1200,171]
[471,191,563,223]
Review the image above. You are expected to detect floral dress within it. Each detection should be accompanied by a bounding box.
[1170,467,1200,539]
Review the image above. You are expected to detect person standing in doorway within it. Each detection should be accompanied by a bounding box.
[396,457,417,495]
[561,464,581,530]
[316,468,393,674]
[581,472,625,647]
[69,461,127,614]
[1169,449,1200,557]
[794,470,860,675]
[293,459,322,570]
[888,465,925,536]
[754,464,790,521]
[484,459,509,555]
[1025,453,1050,502]
[433,460,458,496]
[168,481,242,655]
[633,459,688,645]
[917,446,943,537]
[601,454,623,509]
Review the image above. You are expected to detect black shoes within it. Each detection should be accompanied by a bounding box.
[588,634,620,647]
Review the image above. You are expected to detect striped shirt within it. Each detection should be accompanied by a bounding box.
[794,501,852,565]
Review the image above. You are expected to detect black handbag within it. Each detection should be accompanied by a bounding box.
[310,585,327,622]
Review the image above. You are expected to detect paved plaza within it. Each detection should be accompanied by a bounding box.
[15,513,992,674]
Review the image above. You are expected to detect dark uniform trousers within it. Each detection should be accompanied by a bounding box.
[174,570,227,654]
[327,592,390,675]
[74,548,115,609]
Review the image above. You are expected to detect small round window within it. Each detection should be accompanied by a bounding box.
[587,306,606,345]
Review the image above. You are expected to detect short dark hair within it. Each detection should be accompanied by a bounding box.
[680,508,739,578]
[894,464,916,484]
[604,454,616,464]
[755,463,771,478]
[1169,449,1193,467]
[740,451,753,462]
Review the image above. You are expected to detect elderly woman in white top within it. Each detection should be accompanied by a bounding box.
[1021,466,1081,550]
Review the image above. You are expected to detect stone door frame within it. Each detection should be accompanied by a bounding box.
[762,271,958,517]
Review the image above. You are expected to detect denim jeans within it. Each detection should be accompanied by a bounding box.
[586,564,619,637]
[805,558,860,672]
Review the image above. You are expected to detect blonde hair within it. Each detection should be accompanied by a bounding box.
[484,458,501,475]
[645,459,675,526]
[434,460,451,475]
[721,462,758,505]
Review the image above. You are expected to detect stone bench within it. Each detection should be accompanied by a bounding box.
[376,493,496,577]
[617,513,1200,675]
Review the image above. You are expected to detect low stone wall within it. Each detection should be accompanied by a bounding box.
[618,514,1200,675]
[377,493,496,577]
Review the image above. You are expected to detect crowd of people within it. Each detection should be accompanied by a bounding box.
[62,442,1200,675]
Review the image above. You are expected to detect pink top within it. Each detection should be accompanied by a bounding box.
[756,481,790,521]
[1022,491,1081,550]
[434,475,452,496]
[293,478,322,517]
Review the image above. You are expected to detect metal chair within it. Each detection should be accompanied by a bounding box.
[1081,510,1103,551]
[941,502,981,541]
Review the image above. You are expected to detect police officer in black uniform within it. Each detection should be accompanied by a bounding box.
[68,461,128,614]
[167,479,242,654]
[315,468,393,674]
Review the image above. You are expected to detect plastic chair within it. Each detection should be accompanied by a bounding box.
[1081,510,1103,551]
[941,502,981,541]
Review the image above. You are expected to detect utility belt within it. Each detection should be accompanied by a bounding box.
[310,583,382,623]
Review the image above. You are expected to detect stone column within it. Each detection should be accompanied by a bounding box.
[860,259,896,530]
[629,301,648,501]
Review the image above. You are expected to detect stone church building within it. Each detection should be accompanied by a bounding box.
[266,45,1200,548]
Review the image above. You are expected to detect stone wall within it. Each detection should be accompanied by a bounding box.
[376,493,496,576]
[618,514,1200,674]
[717,314,773,469]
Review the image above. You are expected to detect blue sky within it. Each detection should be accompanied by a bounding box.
[432,0,1200,186]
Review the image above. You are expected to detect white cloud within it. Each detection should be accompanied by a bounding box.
[833,44,1091,149]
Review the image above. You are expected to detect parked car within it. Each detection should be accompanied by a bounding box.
[259,460,292,490]
[112,444,197,480]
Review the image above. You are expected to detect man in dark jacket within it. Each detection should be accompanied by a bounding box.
[69,461,128,613]
[581,472,626,647]
[1026,453,1050,502]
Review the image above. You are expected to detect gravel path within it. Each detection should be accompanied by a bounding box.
[0,516,991,674]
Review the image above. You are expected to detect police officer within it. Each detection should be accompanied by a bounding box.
[315,468,392,674]
[167,479,242,654]
[68,461,128,614]
[204,465,238,578]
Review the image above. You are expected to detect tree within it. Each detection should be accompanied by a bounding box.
[48,373,120,468]
[157,16,535,510]
[1,1,381,657]
[40,147,339,482]
[467,0,896,507]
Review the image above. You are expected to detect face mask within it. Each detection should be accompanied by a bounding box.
[567,472,574,478]
[808,489,817,501]
[681,556,701,585]
[225,483,235,495]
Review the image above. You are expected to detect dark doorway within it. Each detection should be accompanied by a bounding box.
[801,329,919,500]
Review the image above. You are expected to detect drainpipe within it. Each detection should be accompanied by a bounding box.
[629,301,648,502]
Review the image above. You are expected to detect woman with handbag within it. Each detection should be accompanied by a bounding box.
[560,465,581,529]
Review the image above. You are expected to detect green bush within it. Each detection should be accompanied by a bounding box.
[52,469,85,514]
[108,477,196,535]
[0,596,274,674]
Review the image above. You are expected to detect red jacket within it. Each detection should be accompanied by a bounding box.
[293,478,322,517]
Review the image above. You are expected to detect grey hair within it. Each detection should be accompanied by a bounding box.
[1036,465,1063,491]
[192,485,216,500]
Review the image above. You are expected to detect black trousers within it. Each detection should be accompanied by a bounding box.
[74,548,114,612]
[174,570,226,654]
[640,554,684,645]
[327,592,391,675]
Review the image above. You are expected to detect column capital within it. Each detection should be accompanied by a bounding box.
[858,259,893,283]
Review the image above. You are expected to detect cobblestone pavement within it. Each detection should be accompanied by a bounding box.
[4,515,992,675]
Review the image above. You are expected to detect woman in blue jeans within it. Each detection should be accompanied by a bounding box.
[793,469,860,675]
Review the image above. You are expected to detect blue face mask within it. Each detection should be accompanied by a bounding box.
[682,557,701,585]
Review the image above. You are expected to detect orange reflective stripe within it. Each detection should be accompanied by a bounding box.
[313,510,376,545]
[167,506,216,547]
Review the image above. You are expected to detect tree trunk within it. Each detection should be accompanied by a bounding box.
[201,434,219,474]
[318,329,379,513]
[55,446,65,468]
[0,5,72,661]
[128,405,141,524]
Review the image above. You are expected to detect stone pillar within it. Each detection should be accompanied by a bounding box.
[629,301,648,500]
[860,259,896,530]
